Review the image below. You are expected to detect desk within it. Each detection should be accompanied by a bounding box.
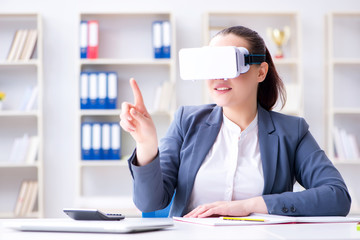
[1,218,360,240]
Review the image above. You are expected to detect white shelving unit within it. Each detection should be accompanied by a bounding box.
[0,13,43,218]
[203,12,303,117]
[75,12,176,216]
[326,12,360,215]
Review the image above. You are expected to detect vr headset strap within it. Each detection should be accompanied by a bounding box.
[244,54,266,65]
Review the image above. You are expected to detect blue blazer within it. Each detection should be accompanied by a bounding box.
[128,104,351,217]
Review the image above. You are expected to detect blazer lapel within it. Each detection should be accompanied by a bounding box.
[258,106,279,194]
[185,106,223,204]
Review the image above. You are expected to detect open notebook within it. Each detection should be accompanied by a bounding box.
[173,213,360,226]
[5,218,174,233]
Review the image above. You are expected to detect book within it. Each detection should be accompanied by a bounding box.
[8,134,30,164]
[153,81,174,112]
[7,30,22,61]
[25,86,38,111]
[25,181,38,216]
[173,213,360,226]
[19,29,38,60]
[14,181,29,216]
[25,136,39,164]
[13,29,28,61]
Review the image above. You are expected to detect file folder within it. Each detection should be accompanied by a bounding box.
[107,72,117,109]
[80,72,89,109]
[87,20,99,59]
[88,72,98,109]
[91,123,101,160]
[152,21,163,58]
[81,123,92,160]
[162,21,171,58]
[110,123,121,159]
[101,123,111,160]
[80,21,88,59]
[98,72,107,109]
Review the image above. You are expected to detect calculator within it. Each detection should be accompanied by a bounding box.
[63,208,125,221]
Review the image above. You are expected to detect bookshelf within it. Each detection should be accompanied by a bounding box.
[0,13,43,218]
[75,12,176,216]
[202,12,303,117]
[326,12,360,214]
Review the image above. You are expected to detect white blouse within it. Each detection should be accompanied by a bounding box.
[187,113,264,212]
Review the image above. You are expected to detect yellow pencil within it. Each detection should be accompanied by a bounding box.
[221,217,265,222]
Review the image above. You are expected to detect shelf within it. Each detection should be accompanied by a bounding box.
[80,58,173,66]
[80,159,129,167]
[76,12,176,209]
[0,13,43,218]
[332,108,360,114]
[80,109,121,116]
[0,59,39,66]
[332,59,360,65]
[0,110,39,117]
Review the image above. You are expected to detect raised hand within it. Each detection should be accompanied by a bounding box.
[120,78,158,165]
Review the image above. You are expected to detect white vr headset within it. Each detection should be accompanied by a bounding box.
[179,46,266,80]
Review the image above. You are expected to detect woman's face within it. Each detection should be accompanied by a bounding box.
[207,33,267,109]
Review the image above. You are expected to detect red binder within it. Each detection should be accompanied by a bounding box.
[87,20,99,59]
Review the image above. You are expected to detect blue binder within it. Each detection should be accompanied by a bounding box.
[101,123,111,160]
[88,72,98,109]
[91,123,101,160]
[98,72,107,109]
[80,72,89,109]
[80,21,88,59]
[81,123,92,160]
[162,21,171,59]
[110,123,121,159]
[152,21,163,58]
[107,72,117,109]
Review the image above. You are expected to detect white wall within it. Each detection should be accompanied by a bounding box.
[2,0,360,217]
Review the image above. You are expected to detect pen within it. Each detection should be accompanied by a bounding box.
[221,217,265,222]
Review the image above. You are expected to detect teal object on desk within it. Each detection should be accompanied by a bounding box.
[142,196,174,218]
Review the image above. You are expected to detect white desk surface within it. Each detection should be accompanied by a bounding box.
[1,218,360,240]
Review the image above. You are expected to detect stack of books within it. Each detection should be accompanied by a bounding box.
[14,180,38,217]
[7,134,39,165]
[7,29,38,61]
[333,126,360,161]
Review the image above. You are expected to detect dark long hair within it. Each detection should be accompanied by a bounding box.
[214,26,286,111]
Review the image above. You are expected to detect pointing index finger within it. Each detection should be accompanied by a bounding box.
[129,78,145,108]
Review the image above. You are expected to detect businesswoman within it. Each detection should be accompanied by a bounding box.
[120,26,351,217]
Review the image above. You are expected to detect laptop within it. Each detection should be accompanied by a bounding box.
[5,218,174,233]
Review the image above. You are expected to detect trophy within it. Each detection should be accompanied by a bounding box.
[267,26,291,58]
